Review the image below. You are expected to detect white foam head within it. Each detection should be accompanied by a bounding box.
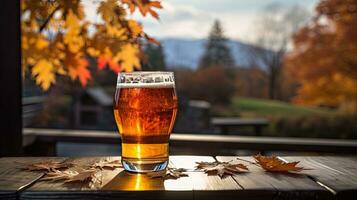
[117,71,175,88]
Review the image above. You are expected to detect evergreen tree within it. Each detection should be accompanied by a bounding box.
[142,43,166,71]
[199,20,235,68]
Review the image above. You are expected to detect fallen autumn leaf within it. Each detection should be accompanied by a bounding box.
[18,160,74,172]
[196,161,249,178]
[253,154,304,173]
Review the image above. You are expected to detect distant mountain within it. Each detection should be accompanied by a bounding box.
[160,38,269,69]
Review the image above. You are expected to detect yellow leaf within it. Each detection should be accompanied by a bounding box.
[56,64,67,75]
[114,43,140,71]
[106,24,126,38]
[128,20,142,37]
[32,59,56,90]
[64,10,84,53]
[87,47,100,57]
[35,37,49,49]
[97,0,118,23]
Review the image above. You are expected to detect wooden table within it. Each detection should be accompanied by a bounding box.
[1,156,356,200]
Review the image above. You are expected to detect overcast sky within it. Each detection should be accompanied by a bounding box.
[84,0,319,41]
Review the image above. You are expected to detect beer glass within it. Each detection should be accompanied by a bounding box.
[114,72,178,173]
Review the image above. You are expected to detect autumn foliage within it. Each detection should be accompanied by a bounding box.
[21,0,162,90]
[253,155,303,172]
[286,0,357,108]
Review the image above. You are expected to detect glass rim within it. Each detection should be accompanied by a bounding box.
[116,71,175,88]
[117,71,174,76]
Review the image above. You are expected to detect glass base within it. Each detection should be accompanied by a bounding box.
[122,158,168,173]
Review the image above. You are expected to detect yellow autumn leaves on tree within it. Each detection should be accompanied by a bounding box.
[21,0,162,90]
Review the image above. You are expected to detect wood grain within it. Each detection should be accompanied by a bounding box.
[21,156,195,200]
[20,157,123,200]
[170,156,243,200]
[282,156,357,199]
[0,157,66,200]
[2,156,357,200]
[217,156,333,200]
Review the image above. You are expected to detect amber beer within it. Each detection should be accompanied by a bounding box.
[114,72,177,172]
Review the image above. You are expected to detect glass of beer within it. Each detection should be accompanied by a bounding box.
[114,72,178,173]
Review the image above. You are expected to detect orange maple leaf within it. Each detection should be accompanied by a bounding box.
[97,55,121,73]
[97,55,108,70]
[128,20,143,37]
[122,0,162,19]
[253,154,304,173]
[68,57,91,86]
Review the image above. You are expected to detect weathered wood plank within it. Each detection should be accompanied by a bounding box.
[169,156,215,170]
[102,171,193,200]
[20,156,194,200]
[170,156,240,191]
[98,156,195,200]
[0,157,66,200]
[217,156,333,200]
[22,157,122,190]
[20,157,123,200]
[282,156,357,199]
[170,156,243,200]
[3,156,356,200]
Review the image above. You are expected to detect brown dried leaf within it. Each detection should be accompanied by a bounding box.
[253,154,304,173]
[41,170,73,182]
[41,169,97,183]
[166,168,188,179]
[195,161,229,169]
[91,159,122,170]
[148,168,188,180]
[197,162,249,178]
[196,161,249,178]
[18,160,74,172]
[64,169,97,183]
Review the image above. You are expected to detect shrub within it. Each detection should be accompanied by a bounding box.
[271,115,357,139]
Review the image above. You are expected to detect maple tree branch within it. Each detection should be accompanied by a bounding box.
[39,5,60,33]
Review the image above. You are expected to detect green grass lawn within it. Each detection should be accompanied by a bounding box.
[230,97,336,118]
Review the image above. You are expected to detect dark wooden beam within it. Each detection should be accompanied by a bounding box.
[24,128,357,154]
[0,0,22,156]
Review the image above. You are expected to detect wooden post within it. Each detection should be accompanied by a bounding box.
[0,0,22,156]
[254,125,262,136]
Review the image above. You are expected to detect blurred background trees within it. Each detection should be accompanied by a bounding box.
[248,4,310,100]
[198,20,235,69]
[286,0,357,112]
[24,0,357,139]
[141,43,166,71]
[176,20,235,105]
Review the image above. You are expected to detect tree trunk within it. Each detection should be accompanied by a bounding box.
[269,66,276,100]
[268,51,285,100]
